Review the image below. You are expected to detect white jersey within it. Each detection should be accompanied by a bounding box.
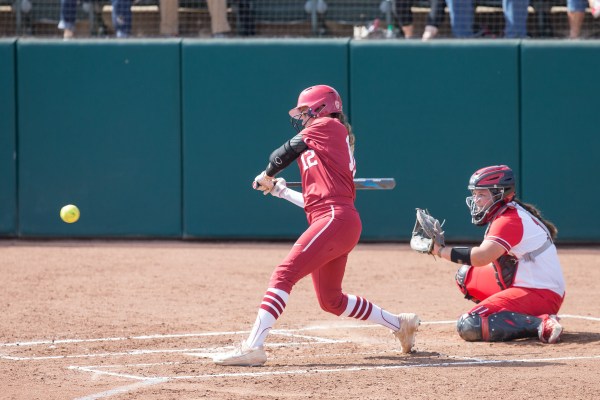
[484,202,565,296]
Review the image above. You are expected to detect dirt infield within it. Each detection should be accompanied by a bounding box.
[1,241,599,400]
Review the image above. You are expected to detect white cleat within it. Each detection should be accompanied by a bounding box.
[213,341,267,366]
[538,315,563,344]
[393,313,420,353]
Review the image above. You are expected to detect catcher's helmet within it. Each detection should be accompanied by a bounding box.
[288,85,342,131]
[466,165,516,225]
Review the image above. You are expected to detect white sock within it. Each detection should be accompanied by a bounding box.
[341,294,400,331]
[245,288,289,348]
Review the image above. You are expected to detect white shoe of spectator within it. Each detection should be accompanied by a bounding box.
[422,25,438,41]
[592,0,600,18]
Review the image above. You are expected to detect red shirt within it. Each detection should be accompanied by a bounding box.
[298,117,356,210]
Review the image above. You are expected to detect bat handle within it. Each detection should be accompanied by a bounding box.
[253,179,277,190]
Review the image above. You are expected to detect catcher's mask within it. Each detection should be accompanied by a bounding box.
[288,85,343,132]
[466,165,515,225]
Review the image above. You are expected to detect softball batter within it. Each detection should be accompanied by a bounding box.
[214,84,420,366]
[428,165,566,343]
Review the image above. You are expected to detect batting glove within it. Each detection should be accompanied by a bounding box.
[253,171,275,195]
[270,178,288,198]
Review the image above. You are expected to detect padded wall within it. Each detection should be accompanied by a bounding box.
[9,39,600,242]
[0,39,17,236]
[521,41,600,242]
[17,40,182,237]
[350,40,520,240]
[182,39,350,238]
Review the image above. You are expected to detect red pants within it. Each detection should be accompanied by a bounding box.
[268,204,361,316]
[465,264,564,317]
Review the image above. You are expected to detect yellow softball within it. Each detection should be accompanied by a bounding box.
[60,204,80,224]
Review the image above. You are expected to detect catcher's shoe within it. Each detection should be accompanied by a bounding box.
[393,313,420,353]
[213,341,267,366]
[538,315,563,344]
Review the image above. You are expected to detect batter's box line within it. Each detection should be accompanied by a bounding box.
[0,326,347,349]
[0,321,458,349]
[0,336,344,362]
[2,314,596,350]
[69,354,600,383]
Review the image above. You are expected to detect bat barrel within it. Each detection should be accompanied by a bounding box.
[285,178,395,190]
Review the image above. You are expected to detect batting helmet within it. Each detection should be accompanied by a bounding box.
[466,165,516,225]
[288,85,342,131]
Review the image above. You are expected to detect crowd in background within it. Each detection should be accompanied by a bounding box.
[7,0,600,40]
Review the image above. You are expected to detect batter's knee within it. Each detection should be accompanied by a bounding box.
[456,313,483,342]
[317,293,346,316]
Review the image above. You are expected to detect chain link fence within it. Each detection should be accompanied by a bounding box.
[0,0,599,39]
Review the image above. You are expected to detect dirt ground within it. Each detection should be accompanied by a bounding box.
[1,241,599,400]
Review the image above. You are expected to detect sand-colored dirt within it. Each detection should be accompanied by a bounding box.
[1,241,599,399]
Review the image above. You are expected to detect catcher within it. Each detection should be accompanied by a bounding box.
[411,165,566,344]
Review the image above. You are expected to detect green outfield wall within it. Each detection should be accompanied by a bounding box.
[2,39,599,242]
[349,40,520,241]
[16,40,182,237]
[520,42,600,242]
[0,40,17,236]
[182,39,349,239]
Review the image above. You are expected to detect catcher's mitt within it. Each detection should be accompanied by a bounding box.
[410,208,445,255]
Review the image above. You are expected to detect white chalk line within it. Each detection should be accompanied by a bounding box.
[1,338,348,361]
[68,365,151,381]
[69,354,600,382]
[1,347,229,361]
[67,352,600,399]
[1,314,596,361]
[0,320,457,348]
[558,314,600,322]
[5,314,592,400]
[2,314,594,349]
[72,378,168,400]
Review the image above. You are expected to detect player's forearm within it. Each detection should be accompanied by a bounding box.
[265,134,307,177]
[434,243,503,267]
[279,187,304,208]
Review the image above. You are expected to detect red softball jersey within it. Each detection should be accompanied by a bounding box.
[484,203,565,297]
[298,117,356,211]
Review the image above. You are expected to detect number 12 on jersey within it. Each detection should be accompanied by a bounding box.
[300,150,318,171]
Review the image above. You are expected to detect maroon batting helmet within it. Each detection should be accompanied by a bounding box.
[288,85,343,131]
[466,165,516,225]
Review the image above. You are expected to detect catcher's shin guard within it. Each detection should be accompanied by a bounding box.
[456,313,483,341]
[457,311,543,342]
[455,265,479,303]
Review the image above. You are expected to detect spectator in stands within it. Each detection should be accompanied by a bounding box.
[446,0,529,38]
[112,0,133,37]
[565,0,588,38]
[396,0,446,40]
[237,0,256,36]
[159,0,233,37]
[160,0,179,37]
[58,0,131,38]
